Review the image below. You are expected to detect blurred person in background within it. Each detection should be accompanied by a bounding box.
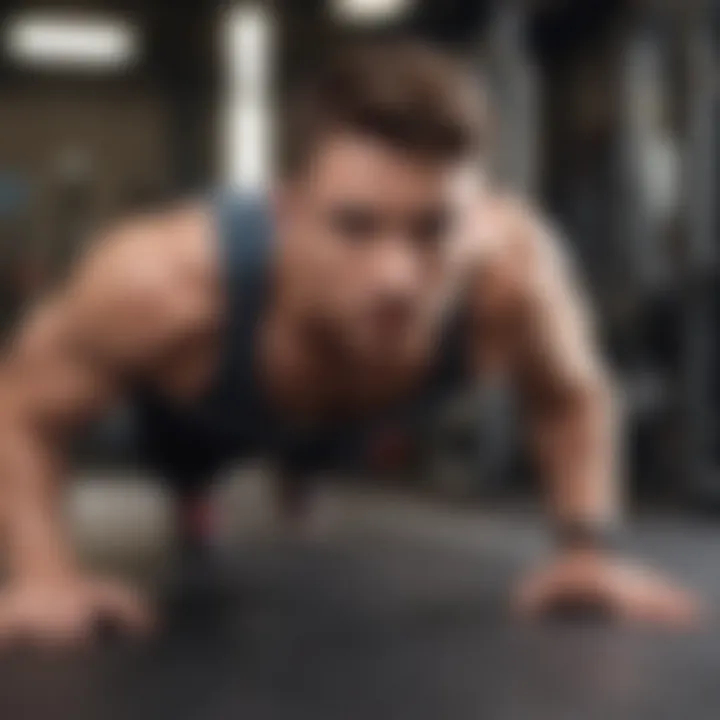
[0,40,701,646]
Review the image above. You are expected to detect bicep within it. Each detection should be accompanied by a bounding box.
[1,231,184,435]
[1,298,122,436]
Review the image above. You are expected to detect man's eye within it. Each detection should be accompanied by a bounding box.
[329,208,380,242]
[410,211,452,248]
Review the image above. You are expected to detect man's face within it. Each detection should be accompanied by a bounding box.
[276,133,477,362]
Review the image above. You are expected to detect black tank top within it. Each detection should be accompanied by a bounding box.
[135,190,473,475]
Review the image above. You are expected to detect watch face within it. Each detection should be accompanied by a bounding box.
[556,521,618,553]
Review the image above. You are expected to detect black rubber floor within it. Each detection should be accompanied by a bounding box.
[2,513,720,720]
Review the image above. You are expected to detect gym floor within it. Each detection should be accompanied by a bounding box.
[0,477,719,720]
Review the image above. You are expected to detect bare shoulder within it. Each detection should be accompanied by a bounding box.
[466,190,608,393]
[22,202,221,369]
[77,202,216,303]
[467,192,576,320]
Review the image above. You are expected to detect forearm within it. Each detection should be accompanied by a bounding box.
[0,418,77,581]
[531,378,620,529]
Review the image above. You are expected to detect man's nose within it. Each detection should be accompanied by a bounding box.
[374,243,420,294]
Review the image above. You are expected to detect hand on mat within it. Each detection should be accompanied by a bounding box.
[515,552,703,627]
[0,573,153,647]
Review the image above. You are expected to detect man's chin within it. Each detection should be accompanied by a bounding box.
[353,328,416,364]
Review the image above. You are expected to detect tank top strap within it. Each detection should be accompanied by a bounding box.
[213,188,273,335]
[203,189,274,427]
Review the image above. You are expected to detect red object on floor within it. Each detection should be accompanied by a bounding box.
[180,494,215,543]
[368,428,414,471]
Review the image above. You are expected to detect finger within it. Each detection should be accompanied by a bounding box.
[0,611,16,642]
[92,584,154,635]
[6,609,77,650]
[0,599,27,646]
[618,581,703,628]
[513,571,556,617]
[646,586,705,628]
[37,610,95,650]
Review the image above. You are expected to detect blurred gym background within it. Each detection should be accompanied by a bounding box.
[0,0,719,543]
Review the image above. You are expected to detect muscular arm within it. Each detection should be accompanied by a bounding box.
[470,199,700,625]
[472,201,618,531]
[0,208,217,582]
[513,224,617,529]
[0,294,114,580]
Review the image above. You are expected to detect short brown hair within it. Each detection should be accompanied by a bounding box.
[282,40,486,175]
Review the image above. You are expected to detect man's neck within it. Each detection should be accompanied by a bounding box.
[258,303,430,423]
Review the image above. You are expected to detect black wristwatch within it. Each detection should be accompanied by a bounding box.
[554,519,622,553]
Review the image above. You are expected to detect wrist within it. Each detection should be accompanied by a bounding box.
[552,518,622,556]
[7,512,79,584]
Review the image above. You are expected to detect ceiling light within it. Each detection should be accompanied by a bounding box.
[333,0,414,24]
[4,13,140,71]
